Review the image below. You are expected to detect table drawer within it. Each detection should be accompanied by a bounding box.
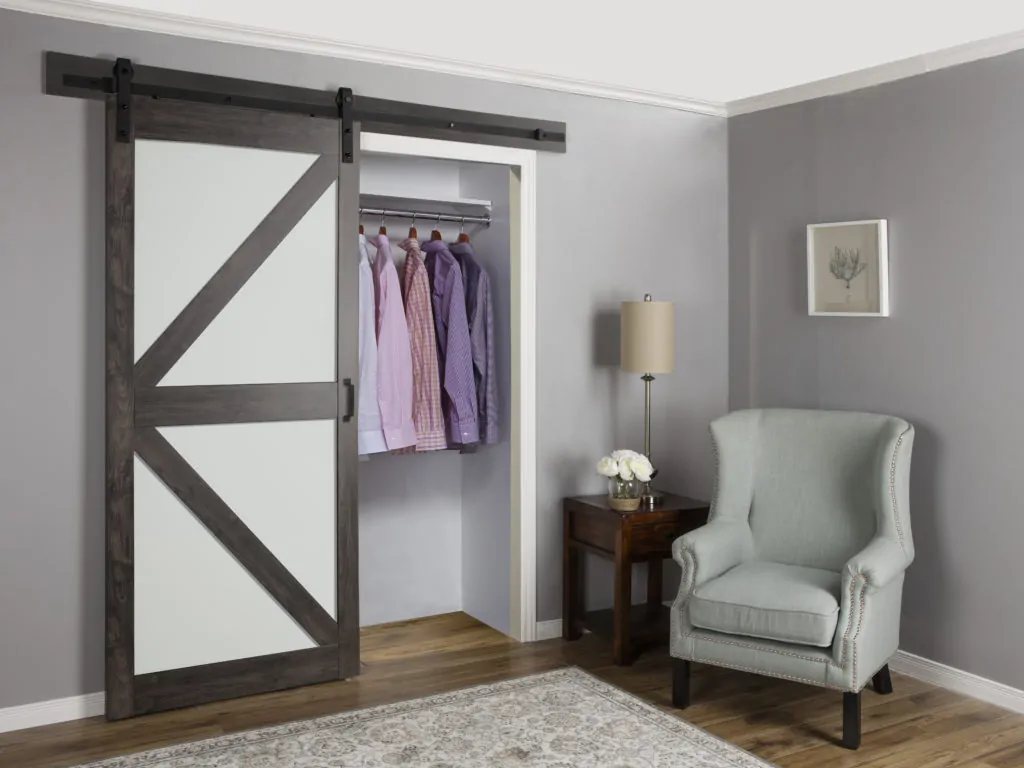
[631,520,699,558]
[567,505,617,553]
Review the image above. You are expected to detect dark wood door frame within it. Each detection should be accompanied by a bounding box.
[105,95,359,719]
[335,120,361,680]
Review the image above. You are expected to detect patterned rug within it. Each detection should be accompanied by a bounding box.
[79,668,772,767]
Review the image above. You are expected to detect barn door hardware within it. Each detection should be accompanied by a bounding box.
[46,52,567,152]
[114,57,134,143]
[337,87,354,164]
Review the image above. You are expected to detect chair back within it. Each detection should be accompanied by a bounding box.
[715,408,911,571]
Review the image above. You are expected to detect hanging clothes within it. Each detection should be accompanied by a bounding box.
[422,239,479,446]
[357,233,387,455]
[369,234,417,451]
[399,237,447,451]
[450,241,499,444]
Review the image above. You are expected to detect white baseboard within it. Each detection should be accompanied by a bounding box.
[890,650,1024,715]
[0,690,104,733]
[534,619,563,641]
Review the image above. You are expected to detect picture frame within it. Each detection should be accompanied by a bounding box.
[807,219,889,317]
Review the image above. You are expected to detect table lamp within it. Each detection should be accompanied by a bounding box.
[620,294,675,507]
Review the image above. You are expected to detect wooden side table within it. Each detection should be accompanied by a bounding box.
[562,493,710,665]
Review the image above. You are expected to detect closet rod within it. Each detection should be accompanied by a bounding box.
[358,208,491,226]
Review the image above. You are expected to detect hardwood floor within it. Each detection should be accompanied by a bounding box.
[2,612,1022,767]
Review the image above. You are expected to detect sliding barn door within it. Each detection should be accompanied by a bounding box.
[105,94,360,719]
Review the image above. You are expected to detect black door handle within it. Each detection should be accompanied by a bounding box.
[342,378,355,422]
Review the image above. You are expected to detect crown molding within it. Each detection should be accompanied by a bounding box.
[11,2,1024,121]
[727,28,1024,116]
[0,0,727,118]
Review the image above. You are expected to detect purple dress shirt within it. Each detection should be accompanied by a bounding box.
[450,241,498,444]
[422,239,479,445]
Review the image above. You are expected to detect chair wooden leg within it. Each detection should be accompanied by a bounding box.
[842,691,861,750]
[672,658,690,709]
[872,664,893,695]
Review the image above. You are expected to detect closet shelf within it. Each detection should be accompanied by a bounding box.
[359,192,492,226]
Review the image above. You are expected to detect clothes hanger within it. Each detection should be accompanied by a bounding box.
[430,213,443,241]
[408,212,418,240]
[457,216,470,244]
[378,210,387,236]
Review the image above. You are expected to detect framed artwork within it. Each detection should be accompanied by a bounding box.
[807,219,889,316]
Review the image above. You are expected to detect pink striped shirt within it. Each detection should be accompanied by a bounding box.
[400,238,446,451]
[369,235,417,451]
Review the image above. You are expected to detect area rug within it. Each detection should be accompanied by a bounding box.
[79,667,772,767]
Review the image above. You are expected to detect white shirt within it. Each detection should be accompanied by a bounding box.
[357,234,388,455]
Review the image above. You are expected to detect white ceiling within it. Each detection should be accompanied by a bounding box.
[11,0,1024,111]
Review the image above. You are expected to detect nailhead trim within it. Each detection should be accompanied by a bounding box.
[850,578,868,685]
[889,428,911,557]
[686,655,847,690]
[838,576,857,669]
[682,548,696,594]
[708,426,722,521]
[684,630,828,664]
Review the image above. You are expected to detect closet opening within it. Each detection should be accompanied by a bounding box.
[356,134,537,644]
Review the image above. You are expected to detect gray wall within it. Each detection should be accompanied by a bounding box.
[0,9,728,708]
[729,50,1024,689]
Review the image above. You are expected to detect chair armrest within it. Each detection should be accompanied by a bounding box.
[844,536,912,591]
[832,535,912,678]
[672,521,753,591]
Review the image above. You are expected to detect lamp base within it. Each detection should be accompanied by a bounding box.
[641,485,664,508]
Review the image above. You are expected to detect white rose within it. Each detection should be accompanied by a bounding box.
[618,461,635,481]
[628,455,653,483]
[611,449,640,462]
[596,457,619,477]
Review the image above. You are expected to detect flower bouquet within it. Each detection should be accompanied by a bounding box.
[596,450,654,512]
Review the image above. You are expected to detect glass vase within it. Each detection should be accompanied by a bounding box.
[608,477,641,512]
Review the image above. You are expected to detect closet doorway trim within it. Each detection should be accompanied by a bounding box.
[360,132,538,642]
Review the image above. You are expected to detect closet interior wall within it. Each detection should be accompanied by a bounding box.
[358,153,512,634]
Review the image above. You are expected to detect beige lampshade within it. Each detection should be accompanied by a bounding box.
[620,296,675,374]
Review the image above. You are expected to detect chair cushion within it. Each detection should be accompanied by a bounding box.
[689,561,841,647]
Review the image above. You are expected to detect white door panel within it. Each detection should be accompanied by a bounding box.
[160,182,338,386]
[160,421,337,618]
[133,140,319,365]
[133,457,317,675]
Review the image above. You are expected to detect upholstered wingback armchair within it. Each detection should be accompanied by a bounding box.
[670,409,914,749]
